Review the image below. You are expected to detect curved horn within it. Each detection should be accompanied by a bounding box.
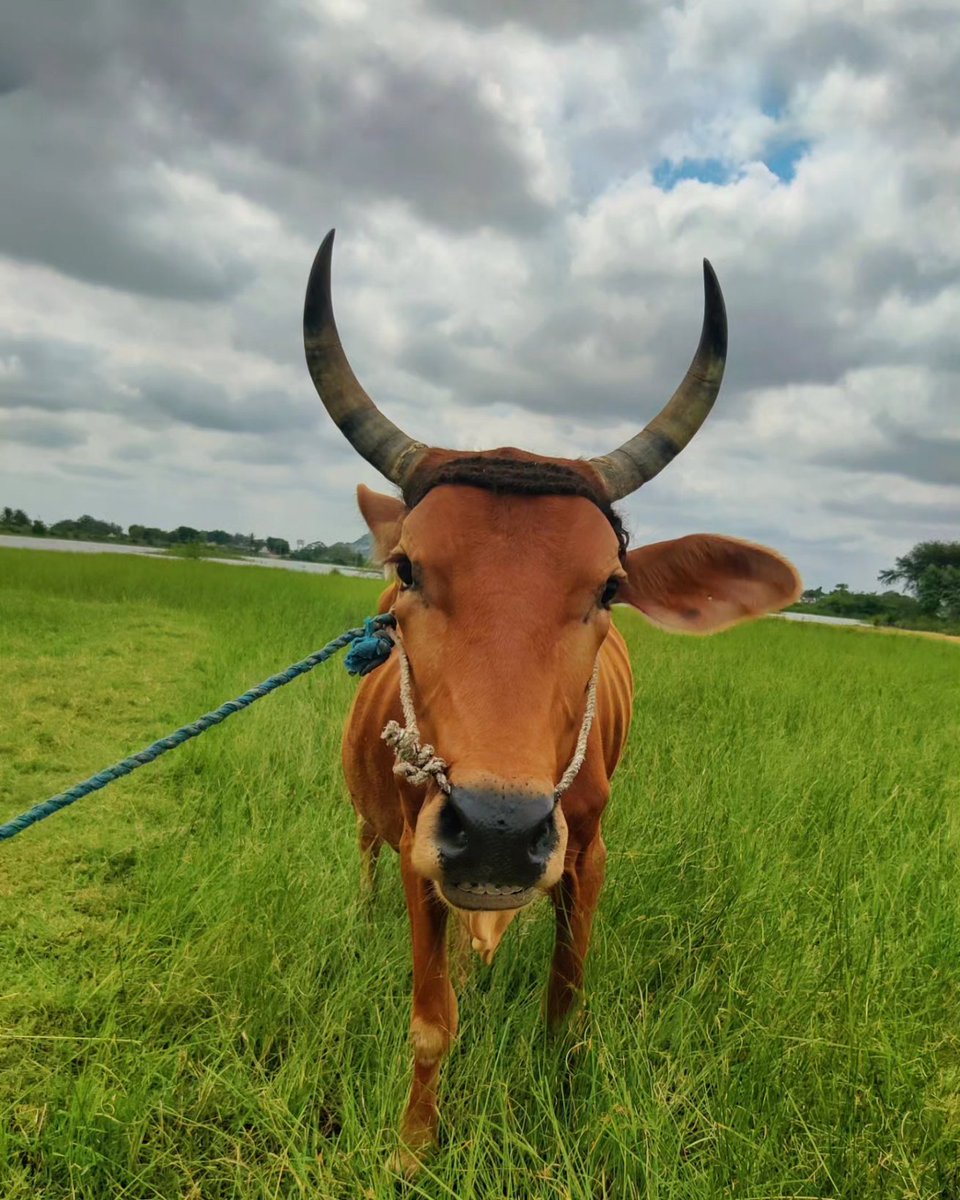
[304,230,427,490]
[589,259,727,501]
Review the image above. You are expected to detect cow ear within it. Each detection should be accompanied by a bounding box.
[620,534,802,634]
[357,484,407,563]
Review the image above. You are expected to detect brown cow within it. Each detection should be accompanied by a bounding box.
[303,232,801,1171]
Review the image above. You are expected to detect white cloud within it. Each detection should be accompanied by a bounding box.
[0,0,957,586]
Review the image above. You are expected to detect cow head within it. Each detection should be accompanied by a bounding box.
[305,232,800,911]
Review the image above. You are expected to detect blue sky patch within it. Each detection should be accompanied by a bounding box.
[653,138,810,192]
[762,138,810,182]
[652,157,733,190]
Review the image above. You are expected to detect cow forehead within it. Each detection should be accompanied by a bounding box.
[399,485,622,573]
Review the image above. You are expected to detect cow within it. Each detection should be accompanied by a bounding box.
[303,232,801,1171]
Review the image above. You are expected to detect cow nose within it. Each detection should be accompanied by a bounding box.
[436,787,557,892]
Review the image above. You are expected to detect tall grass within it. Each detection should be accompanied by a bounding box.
[1,548,959,1198]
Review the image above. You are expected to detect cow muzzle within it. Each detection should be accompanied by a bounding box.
[433,786,564,911]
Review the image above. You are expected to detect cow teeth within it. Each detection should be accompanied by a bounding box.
[458,882,527,897]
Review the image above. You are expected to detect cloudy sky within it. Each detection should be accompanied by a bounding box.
[1,0,957,588]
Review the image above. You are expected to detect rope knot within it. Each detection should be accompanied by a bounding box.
[343,615,396,676]
[382,720,450,792]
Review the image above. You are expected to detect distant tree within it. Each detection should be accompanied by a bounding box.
[942,568,960,622]
[917,566,946,616]
[128,525,171,545]
[51,514,122,539]
[833,583,849,593]
[205,529,233,546]
[265,537,290,556]
[290,541,366,567]
[173,525,200,543]
[31,519,47,535]
[879,542,960,595]
[1,506,31,529]
[82,514,121,537]
[915,565,960,619]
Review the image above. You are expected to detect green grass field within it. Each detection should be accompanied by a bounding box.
[1,548,959,1199]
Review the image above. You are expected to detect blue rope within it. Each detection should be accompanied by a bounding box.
[0,613,396,843]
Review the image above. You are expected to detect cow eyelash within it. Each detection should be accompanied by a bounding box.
[600,576,622,608]
[390,555,415,589]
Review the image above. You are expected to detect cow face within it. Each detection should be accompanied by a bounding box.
[361,476,622,909]
[358,468,800,910]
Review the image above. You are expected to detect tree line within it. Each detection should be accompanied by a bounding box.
[0,505,372,566]
[3,507,955,622]
[795,540,960,633]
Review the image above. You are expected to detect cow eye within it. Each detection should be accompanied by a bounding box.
[395,556,414,588]
[600,576,621,607]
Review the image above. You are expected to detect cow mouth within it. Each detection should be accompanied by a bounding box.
[440,881,539,911]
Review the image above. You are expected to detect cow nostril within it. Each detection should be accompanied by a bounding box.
[528,816,556,864]
[438,801,469,854]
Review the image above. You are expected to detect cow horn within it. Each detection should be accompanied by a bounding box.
[304,230,427,490]
[589,260,727,501]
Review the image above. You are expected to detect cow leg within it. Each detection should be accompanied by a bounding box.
[395,841,458,1173]
[546,833,607,1028]
[357,813,383,904]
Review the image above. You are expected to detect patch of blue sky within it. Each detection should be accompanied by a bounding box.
[652,134,810,191]
[762,138,810,182]
[652,157,733,191]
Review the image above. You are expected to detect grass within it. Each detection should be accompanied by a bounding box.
[1,547,959,1199]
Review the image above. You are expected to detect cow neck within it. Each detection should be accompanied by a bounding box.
[379,625,600,801]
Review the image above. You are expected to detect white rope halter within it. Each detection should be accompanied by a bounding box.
[380,634,600,801]
[381,637,451,794]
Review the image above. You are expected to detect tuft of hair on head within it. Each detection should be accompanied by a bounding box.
[403,456,630,561]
